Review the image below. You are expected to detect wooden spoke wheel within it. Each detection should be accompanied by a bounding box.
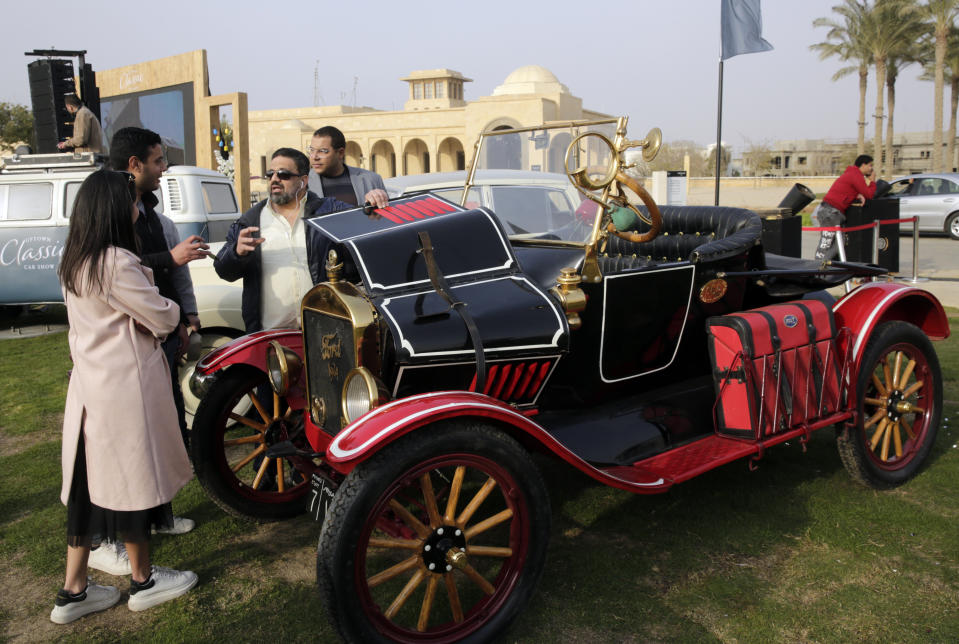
[191,365,310,521]
[318,422,550,643]
[839,321,942,489]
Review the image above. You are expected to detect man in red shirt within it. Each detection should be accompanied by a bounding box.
[814,154,876,260]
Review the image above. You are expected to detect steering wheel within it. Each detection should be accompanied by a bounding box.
[605,171,662,244]
[564,131,662,244]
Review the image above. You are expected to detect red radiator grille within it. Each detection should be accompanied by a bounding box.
[468,360,554,404]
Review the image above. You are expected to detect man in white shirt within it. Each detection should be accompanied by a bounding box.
[213,148,353,331]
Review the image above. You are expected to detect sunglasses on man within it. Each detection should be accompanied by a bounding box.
[265,169,302,181]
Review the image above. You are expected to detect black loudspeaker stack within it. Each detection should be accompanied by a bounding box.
[28,59,77,153]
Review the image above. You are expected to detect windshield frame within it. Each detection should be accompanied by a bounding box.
[463,118,622,248]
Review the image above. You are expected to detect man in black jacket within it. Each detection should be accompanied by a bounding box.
[110,127,210,446]
[214,148,352,332]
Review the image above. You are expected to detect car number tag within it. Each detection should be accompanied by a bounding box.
[309,473,337,524]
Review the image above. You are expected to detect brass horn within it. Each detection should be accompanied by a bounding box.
[640,127,662,162]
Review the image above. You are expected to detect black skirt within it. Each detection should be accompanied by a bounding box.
[66,432,175,547]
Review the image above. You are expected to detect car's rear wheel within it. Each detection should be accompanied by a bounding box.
[191,365,309,521]
[945,212,959,240]
[318,421,550,643]
[837,321,942,488]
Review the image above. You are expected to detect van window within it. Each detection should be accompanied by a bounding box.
[202,182,237,214]
[0,183,53,221]
[64,182,82,217]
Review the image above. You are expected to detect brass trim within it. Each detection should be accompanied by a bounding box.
[699,278,728,304]
[550,267,587,330]
[266,340,303,397]
[301,281,379,426]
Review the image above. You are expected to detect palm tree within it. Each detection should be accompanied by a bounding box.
[920,0,959,171]
[922,26,959,170]
[884,34,925,175]
[860,0,924,177]
[812,0,872,155]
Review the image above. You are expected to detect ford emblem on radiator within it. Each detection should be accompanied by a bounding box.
[783,314,799,328]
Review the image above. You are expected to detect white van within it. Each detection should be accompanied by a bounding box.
[0,152,240,305]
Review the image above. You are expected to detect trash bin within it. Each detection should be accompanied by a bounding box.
[777,183,816,215]
[844,201,900,272]
[756,207,802,258]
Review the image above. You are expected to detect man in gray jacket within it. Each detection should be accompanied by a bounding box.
[306,126,388,209]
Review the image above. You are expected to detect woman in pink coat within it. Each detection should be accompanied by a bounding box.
[51,169,198,624]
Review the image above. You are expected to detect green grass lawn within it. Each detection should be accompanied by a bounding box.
[2,310,958,642]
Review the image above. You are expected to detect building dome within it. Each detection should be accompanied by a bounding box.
[492,65,570,96]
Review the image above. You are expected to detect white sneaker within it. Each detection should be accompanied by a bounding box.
[50,581,121,624]
[127,566,198,612]
[87,542,132,576]
[153,515,195,535]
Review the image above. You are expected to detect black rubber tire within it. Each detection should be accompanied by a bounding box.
[837,321,942,489]
[191,365,308,521]
[317,420,551,644]
[946,212,959,240]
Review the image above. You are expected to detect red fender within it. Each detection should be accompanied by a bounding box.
[322,391,673,493]
[195,328,302,375]
[833,282,949,367]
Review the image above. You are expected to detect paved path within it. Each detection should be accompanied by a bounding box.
[800,231,959,308]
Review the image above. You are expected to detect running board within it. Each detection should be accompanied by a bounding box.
[596,412,852,493]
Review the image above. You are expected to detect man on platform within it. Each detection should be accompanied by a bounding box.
[57,95,105,154]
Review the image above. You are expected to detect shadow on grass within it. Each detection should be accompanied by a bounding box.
[509,432,854,641]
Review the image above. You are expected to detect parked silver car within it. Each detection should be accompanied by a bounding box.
[877,173,959,239]
[385,169,592,238]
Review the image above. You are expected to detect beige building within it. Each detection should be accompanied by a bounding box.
[746,131,959,178]
[247,65,609,193]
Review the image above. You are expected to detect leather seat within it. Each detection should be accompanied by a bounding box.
[602,206,763,271]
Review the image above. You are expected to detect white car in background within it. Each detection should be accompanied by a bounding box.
[876,173,959,239]
[385,170,590,237]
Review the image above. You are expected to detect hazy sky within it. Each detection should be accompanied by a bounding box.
[0,0,945,151]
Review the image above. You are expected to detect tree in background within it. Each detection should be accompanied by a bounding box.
[0,102,33,151]
[705,143,731,177]
[921,25,959,170]
[884,26,925,175]
[859,0,924,177]
[812,0,873,155]
[743,140,774,176]
[647,140,707,175]
[921,0,959,171]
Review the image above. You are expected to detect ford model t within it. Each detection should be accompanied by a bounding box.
[189,117,948,642]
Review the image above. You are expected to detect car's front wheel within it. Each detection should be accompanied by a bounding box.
[837,321,942,488]
[945,212,959,240]
[191,365,310,521]
[318,421,550,643]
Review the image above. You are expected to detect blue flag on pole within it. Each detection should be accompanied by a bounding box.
[721,0,773,60]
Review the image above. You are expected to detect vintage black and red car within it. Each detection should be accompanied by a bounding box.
[189,118,949,643]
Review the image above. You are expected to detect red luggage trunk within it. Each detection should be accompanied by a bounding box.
[706,299,843,439]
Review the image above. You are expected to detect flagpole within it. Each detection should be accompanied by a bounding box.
[715,58,723,206]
